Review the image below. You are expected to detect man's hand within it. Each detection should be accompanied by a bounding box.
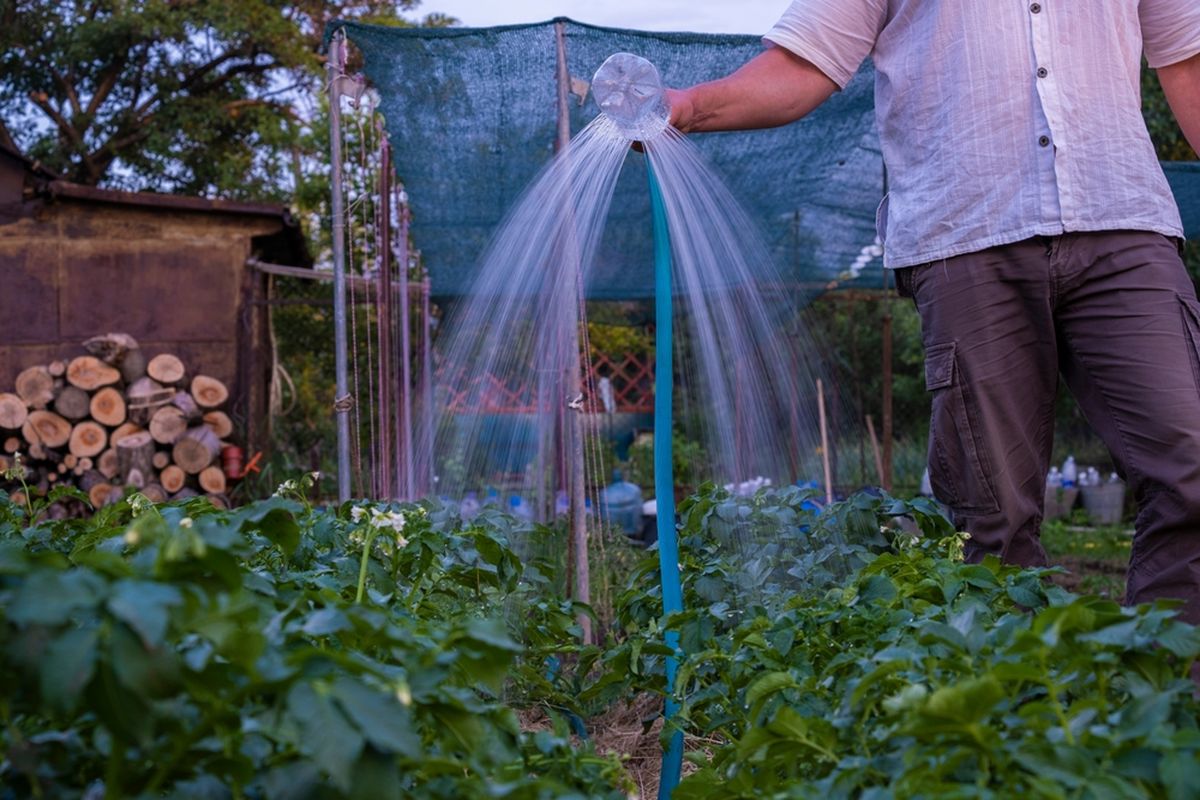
[666,87,697,133]
[1158,51,1200,157]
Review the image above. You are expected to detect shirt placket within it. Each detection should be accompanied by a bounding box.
[1028,1,1067,229]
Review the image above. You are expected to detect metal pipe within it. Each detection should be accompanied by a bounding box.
[398,186,415,500]
[649,161,684,799]
[376,130,393,500]
[328,30,352,503]
[421,277,434,496]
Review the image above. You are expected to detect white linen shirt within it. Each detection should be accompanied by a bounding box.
[765,0,1200,269]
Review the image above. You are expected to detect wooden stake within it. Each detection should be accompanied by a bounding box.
[865,414,885,487]
[817,378,833,505]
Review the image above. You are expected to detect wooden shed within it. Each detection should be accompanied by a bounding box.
[0,142,309,454]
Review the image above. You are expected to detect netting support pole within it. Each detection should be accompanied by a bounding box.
[397,187,415,501]
[376,129,394,500]
[649,161,684,799]
[555,20,592,644]
[328,29,352,503]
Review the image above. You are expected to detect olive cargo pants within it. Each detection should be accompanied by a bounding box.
[897,231,1200,623]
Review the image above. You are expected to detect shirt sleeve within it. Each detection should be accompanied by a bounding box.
[1141,0,1200,68]
[763,0,887,89]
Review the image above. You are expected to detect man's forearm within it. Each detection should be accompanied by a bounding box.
[668,46,838,134]
[1159,51,1200,156]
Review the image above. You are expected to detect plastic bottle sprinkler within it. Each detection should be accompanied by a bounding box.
[591,53,670,140]
[594,51,683,797]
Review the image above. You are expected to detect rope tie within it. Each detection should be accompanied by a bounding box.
[333,394,355,413]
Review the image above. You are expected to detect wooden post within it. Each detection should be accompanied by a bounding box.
[556,19,591,644]
[881,299,894,492]
[817,378,833,505]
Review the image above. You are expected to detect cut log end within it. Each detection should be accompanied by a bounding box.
[54,386,91,421]
[202,410,233,439]
[0,394,27,430]
[160,464,186,494]
[90,387,127,427]
[172,426,221,474]
[67,356,121,391]
[147,354,186,385]
[149,406,187,445]
[27,411,72,449]
[198,465,227,495]
[191,375,229,409]
[69,421,107,458]
[16,366,54,409]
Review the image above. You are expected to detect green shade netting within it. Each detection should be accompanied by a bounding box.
[332,18,1200,300]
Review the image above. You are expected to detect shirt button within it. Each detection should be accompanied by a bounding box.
[1039,135,1051,147]
[1037,67,1048,78]
[1030,2,1041,12]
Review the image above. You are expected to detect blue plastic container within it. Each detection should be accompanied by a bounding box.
[601,471,644,534]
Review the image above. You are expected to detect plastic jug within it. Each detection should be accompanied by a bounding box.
[600,470,644,534]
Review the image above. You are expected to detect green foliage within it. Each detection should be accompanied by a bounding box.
[600,485,1200,798]
[0,0,441,194]
[0,489,631,798]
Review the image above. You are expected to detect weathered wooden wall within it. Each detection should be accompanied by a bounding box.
[0,198,283,452]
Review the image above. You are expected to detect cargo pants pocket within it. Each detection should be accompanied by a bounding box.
[1179,296,1200,393]
[924,342,1000,514]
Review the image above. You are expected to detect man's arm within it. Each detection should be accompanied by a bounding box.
[1157,51,1200,156]
[667,46,838,134]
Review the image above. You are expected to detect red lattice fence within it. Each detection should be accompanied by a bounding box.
[441,352,653,414]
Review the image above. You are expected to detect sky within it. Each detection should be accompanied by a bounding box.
[426,0,788,35]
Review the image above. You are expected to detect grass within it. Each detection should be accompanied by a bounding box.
[1040,513,1132,600]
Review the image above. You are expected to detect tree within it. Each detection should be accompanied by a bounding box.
[0,0,447,197]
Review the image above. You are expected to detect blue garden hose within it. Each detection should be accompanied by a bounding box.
[648,161,684,798]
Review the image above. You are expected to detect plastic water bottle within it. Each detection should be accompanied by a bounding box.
[1084,467,1100,487]
[592,52,670,140]
[554,490,569,517]
[1061,456,1077,488]
[508,495,533,523]
[1108,472,1120,483]
[460,491,480,521]
[483,486,500,508]
[1046,467,1062,489]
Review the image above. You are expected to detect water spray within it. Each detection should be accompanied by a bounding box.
[594,52,684,799]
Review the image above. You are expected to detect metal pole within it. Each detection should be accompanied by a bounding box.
[328,29,352,503]
[649,162,684,799]
[376,130,393,500]
[422,276,434,496]
[398,187,415,500]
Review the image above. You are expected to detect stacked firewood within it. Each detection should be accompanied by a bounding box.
[0,333,237,513]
